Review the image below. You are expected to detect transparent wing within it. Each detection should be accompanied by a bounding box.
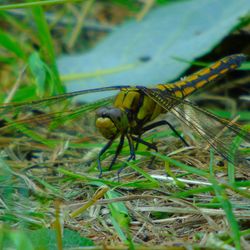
[141,87,250,163]
[0,86,126,129]
[0,97,113,130]
[172,104,249,163]
[0,85,126,113]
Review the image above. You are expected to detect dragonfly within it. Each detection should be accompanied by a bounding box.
[0,54,249,177]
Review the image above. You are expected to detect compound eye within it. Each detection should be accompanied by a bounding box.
[110,108,123,120]
[95,107,128,135]
[96,107,108,117]
[95,117,118,139]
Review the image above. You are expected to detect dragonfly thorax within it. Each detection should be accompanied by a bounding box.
[95,107,129,139]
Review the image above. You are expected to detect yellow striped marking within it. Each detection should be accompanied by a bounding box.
[165,84,177,91]
[174,90,183,98]
[175,80,188,87]
[157,84,167,90]
[208,74,219,81]
[168,84,176,89]
[219,68,229,74]
[123,91,140,109]
[183,86,195,95]
[198,67,211,76]
[186,74,199,82]
[114,92,125,107]
[195,79,207,88]
[210,61,222,69]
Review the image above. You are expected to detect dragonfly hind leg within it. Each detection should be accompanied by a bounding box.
[132,135,158,169]
[132,135,158,152]
[139,120,189,147]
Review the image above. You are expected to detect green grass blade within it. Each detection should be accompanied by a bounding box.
[0,0,82,10]
[0,29,26,59]
[209,151,241,250]
[30,5,64,94]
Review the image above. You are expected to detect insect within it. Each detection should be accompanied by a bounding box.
[0,54,249,176]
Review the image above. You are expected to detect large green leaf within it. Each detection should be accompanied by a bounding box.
[58,0,250,102]
[1,228,93,250]
[27,228,94,250]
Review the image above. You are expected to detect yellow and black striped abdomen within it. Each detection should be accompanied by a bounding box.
[112,54,246,132]
[156,54,246,99]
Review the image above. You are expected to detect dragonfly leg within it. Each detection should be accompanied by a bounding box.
[132,135,158,151]
[98,137,115,178]
[141,120,189,146]
[135,135,141,150]
[126,134,136,161]
[132,135,158,169]
[117,135,157,180]
[108,134,125,171]
[117,154,135,181]
[115,134,136,180]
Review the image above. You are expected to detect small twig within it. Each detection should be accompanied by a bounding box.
[136,0,155,21]
[4,65,27,104]
[67,0,95,50]
[136,206,250,218]
[151,174,212,186]
[70,185,109,218]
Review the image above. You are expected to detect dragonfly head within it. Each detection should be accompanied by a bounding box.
[95,107,129,139]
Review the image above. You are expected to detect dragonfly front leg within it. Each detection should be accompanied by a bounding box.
[116,134,136,179]
[108,134,125,171]
[97,137,115,178]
